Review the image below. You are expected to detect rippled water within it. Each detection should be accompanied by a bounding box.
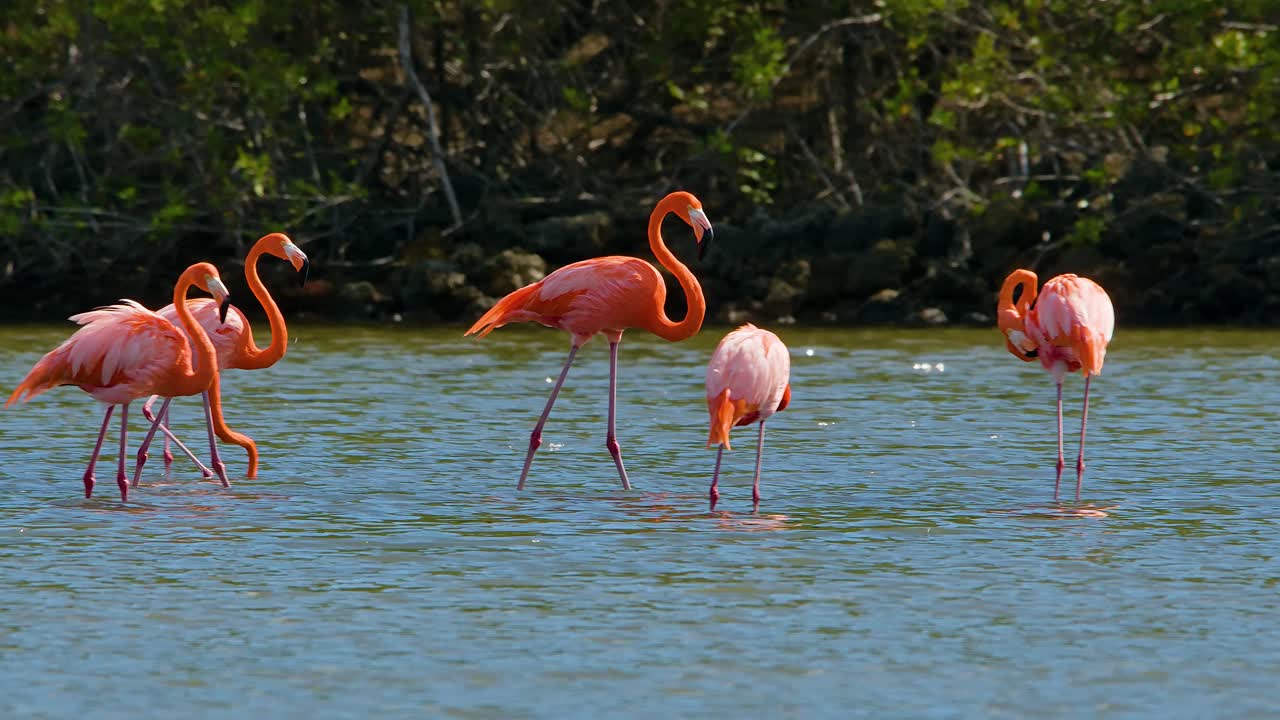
[1,324,1278,718]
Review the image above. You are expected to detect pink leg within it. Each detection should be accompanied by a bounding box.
[83,405,115,498]
[143,397,214,478]
[605,340,632,490]
[132,397,172,488]
[159,402,173,474]
[1076,376,1092,501]
[202,390,230,487]
[710,444,724,510]
[752,421,766,511]
[116,403,130,501]
[1054,381,1065,500]
[518,344,579,490]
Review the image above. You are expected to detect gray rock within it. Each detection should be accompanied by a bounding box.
[918,307,948,325]
[480,248,546,297]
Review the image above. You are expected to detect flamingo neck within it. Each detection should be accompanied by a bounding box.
[172,279,220,397]
[234,244,288,369]
[206,377,259,477]
[645,196,705,342]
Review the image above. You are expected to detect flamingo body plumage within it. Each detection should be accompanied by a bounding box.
[705,324,791,510]
[998,269,1115,500]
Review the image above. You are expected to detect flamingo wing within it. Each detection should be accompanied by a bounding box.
[1029,275,1115,375]
[157,298,246,369]
[7,300,189,406]
[467,256,659,340]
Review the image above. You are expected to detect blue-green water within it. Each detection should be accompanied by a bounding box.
[1,325,1278,718]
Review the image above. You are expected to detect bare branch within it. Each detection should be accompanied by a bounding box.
[398,4,463,231]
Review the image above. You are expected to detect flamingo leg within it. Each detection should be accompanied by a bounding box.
[132,397,172,488]
[202,390,230,487]
[1076,375,1092,501]
[752,421,766,511]
[1054,381,1065,500]
[160,402,173,475]
[83,405,116,499]
[116,403,130,501]
[605,340,632,490]
[142,396,214,478]
[518,344,579,491]
[710,445,724,510]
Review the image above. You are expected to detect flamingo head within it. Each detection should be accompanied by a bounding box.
[998,268,1039,362]
[187,262,233,324]
[260,232,310,287]
[675,195,714,260]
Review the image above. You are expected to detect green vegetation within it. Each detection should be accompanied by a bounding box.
[2,1,1277,323]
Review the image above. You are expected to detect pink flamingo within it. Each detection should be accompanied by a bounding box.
[466,191,713,490]
[706,324,792,511]
[5,263,232,501]
[998,269,1115,500]
[139,232,309,483]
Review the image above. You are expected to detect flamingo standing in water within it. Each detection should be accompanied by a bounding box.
[706,324,792,511]
[998,269,1115,500]
[5,263,232,501]
[466,191,713,490]
[138,232,309,483]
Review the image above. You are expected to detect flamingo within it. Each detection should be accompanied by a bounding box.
[998,269,1115,501]
[5,263,232,501]
[466,190,713,490]
[138,232,309,483]
[706,324,792,511]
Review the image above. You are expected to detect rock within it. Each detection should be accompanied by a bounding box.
[449,242,486,273]
[479,248,546,296]
[963,311,992,326]
[847,239,914,298]
[849,288,905,324]
[763,278,802,318]
[336,281,391,318]
[527,211,613,263]
[918,307,948,325]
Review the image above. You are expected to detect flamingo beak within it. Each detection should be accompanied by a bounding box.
[689,208,713,260]
[206,275,232,324]
[284,242,310,286]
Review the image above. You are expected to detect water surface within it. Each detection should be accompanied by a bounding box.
[1,325,1278,718]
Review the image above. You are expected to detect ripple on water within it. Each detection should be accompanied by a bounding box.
[1,326,1279,717]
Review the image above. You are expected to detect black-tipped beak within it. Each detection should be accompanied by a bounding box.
[218,298,231,324]
[300,258,310,288]
[698,225,713,261]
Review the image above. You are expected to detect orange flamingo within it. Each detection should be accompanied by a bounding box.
[139,232,309,482]
[998,269,1115,500]
[5,263,232,501]
[466,190,713,490]
[706,324,792,511]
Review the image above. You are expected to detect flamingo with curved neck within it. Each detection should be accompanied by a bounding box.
[142,232,309,482]
[466,190,712,490]
[997,268,1115,500]
[6,263,232,501]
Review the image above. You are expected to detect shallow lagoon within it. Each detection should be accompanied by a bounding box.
[1,325,1278,718]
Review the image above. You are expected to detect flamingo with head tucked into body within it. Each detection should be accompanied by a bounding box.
[465,191,713,490]
[998,269,1115,501]
[5,263,233,501]
[706,324,791,511]
[138,232,309,484]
